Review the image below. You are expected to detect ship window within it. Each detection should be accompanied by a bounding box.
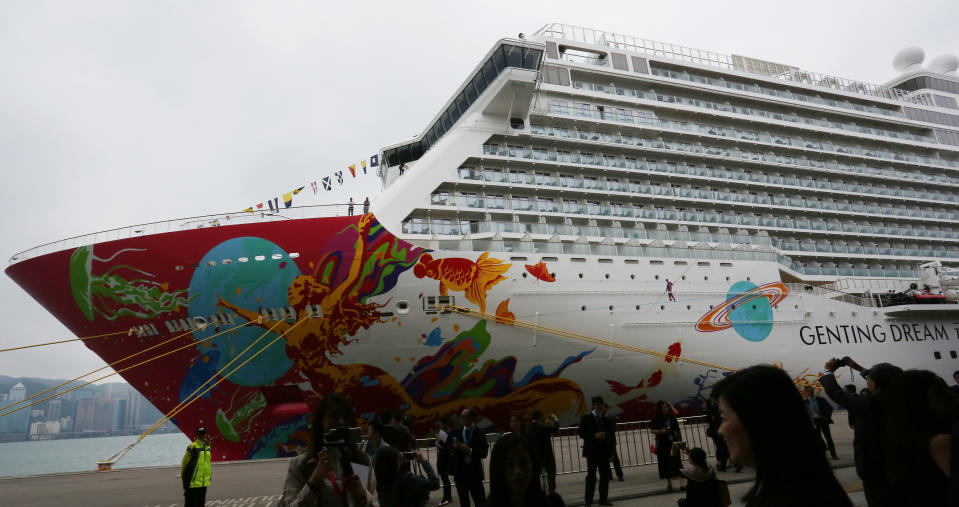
[289,253,300,258]
[254,255,266,261]
[935,351,942,360]
[571,257,586,263]
[221,259,232,265]
[510,256,528,261]
[674,261,687,266]
[238,257,248,263]
[206,261,216,267]
[598,258,613,263]
[272,254,283,260]
[951,351,957,359]
[651,261,664,266]
[542,256,559,262]
[625,259,639,264]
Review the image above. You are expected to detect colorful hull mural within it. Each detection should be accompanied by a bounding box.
[8,214,959,461]
[6,215,590,460]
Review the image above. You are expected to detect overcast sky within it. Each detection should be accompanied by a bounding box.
[0,0,955,383]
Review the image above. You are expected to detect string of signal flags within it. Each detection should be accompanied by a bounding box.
[241,154,380,213]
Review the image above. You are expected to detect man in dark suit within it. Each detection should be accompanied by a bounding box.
[526,410,560,492]
[453,408,488,507]
[803,385,838,460]
[578,396,613,506]
[820,356,903,507]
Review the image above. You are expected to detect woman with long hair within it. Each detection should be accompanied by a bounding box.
[373,446,439,507]
[884,369,959,506]
[278,394,374,506]
[649,400,683,491]
[713,365,851,506]
[482,432,564,507]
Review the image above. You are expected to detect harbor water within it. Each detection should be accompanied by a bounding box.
[0,433,190,478]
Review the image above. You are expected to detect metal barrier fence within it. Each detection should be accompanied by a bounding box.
[408,415,712,482]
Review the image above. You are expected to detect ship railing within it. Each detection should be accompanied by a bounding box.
[783,282,877,308]
[534,22,916,104]
[8,204,357,265]
[408,415,712,483]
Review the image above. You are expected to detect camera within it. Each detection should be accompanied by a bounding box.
[322,427,362,475]
[677,441,687,450]
[401,451,418,461]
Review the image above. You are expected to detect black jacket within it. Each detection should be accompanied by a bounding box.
[577,412,610,460]
[526,420,559,465]
[808,395,834,424]
[452,424,488,477]
[820,373,885,480]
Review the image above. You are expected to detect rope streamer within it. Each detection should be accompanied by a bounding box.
[100,316,309,468]
[0,321,256,418]
[442,305,737,372]
[0,330,129,353]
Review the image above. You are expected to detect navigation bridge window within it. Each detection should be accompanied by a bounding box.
[383,43,543,169]
[424,296,455,314]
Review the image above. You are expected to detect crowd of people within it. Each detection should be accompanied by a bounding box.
[181,356,959,507]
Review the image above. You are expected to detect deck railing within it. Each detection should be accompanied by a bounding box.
[408,415,713,483]
[8,204,355,265]
[535,23,917,104]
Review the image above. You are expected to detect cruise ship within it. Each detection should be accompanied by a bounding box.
[6,23,959,461]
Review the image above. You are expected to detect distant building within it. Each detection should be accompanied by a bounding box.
[60,416,73,433]
[47,399,62,422]
[74,398,96,432]
[112,399,127,431]
[0,383,29,434]
[93,398,114,432]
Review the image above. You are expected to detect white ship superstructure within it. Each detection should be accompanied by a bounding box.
[374,24,959,295]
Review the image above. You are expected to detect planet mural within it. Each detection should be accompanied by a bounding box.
[695,281,789,342]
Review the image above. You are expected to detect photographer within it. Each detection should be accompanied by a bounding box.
[650,400,683,492]
[820,356,903,507]
[373,447,439,507]
[279,394,375,506]
[453,408,488,507]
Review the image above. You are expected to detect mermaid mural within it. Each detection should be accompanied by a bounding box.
[214,214,589,436]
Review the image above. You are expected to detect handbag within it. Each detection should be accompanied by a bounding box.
[716,479,732,507]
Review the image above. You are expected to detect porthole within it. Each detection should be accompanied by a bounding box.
[655,275,660,280]
[630,274,635,279]
[681,275,686,280]
[238,257,249,263]
[289,253,300,258]
[752,305,757,310]
[604,274,610,279]
[635,305,640,310]
[704,276,709,281]
[578,273,583,278]
[581,305,587,311]
[221,259,232,265]
[206,261,216,267]
[255,255,266,261]
[935,351,942,360]
[550,272,556,279]
[272,254,283,260]
[522,272,528,278]
[660,305,665,310]
[192,316,208,328]
[608,305,614,311]
[396,300,410,315]
[746,276,751,281]
[686,305,691,310]
[731,304,737,310]
[175,265,184,271]
[709,305,714,309]
[794,304,799,309]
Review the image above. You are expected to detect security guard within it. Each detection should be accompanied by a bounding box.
[181,426,212,506]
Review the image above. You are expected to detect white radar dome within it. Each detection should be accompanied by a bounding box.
[893,46,925,72]
[929,54,959,75]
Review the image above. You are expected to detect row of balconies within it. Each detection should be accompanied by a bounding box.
[523,123,959,187]
[648,65,907,119]
[468,152,958,204]
[544,99,957,170]
[454,166,958,224]
[568,79,935,145]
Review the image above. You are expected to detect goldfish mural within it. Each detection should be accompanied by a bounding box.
[524,260,555,282]
[494,298,515,325]
[413,252,511,313]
